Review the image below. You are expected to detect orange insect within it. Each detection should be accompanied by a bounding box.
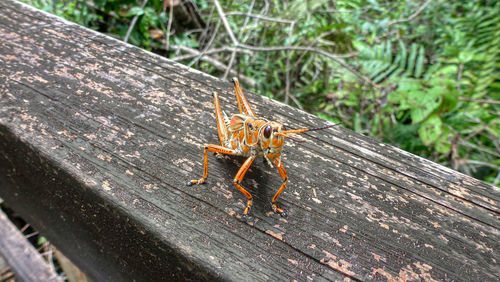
[187,78,339,220]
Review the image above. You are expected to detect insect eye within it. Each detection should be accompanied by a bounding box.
[263,125,272,138]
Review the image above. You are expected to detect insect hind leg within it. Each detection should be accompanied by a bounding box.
[213,91,229,147]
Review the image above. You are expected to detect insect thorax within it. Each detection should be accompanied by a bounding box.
[226,114,284,166]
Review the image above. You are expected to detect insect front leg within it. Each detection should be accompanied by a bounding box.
[187,144,238,186]
[234,156,256,220]
[271,158,288,217]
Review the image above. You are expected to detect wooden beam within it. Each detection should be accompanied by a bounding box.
[0,0,498,281]
[0,210,60,282]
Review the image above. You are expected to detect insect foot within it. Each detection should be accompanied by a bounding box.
[186,179,205,186]
[272,204,288,217]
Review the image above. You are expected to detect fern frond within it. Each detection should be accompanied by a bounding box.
[356,40,425,83]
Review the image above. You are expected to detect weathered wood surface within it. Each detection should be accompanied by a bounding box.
[0,209,60,282]
[0,1,499,281]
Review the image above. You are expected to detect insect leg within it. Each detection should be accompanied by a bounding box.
[187,144,238,186]
[234,156,256,220]
[232,77,255,116]
[271,158,288,217]
[213,91,228,146]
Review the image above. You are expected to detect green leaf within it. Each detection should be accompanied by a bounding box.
[435,126,451,154]
[409,86,442,124]
[38,236,48,245]
[405,43,418,77]
[353,113,362,132]
[418,115,443,146]
[128,7,144,17]
[434,65,458,77]
[439,85,459,113]
[415,46,425,78]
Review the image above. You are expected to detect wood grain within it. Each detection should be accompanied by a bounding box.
[0,209,60,282]
[0,1,498,281]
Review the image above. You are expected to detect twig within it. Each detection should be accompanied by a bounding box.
[237,0,255,39]
[457,63,463,92]
[289,92,303,110]
[223,0,255,80]
[243,0,269,42]
[0,267,11,276]
[172,46,251,61]
[20,223,30,233]
[223,49,237,79]
[124,0,149,43]
[197,6,215,48]
[385,0,433,27]
[493,172,500,187]
[284,22,294,105]
[212,0,377,88]
[466,160,500,171]
[226,11,294,24]
[213,0,238,45]
[460,141,500,158]
[311,9,355,14]
[171,45,256,87]
[185,19,221,69]
[165,0,174,51]
[24,231,39,239]
[238,44,377,88]
[459,97,500,105]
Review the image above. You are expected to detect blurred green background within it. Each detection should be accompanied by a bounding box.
[22,0,499,186]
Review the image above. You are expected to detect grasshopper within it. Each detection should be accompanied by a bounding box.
[188,78,338,220]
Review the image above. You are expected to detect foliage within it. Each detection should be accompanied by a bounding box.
[22,0,500,186]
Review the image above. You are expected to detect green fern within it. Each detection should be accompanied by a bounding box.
[439,2,500,99]
[356,40,425,83]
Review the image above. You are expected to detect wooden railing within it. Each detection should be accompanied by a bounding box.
[0,1,498,280]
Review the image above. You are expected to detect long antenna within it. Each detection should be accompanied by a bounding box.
[280,122,341,135]
[302,123,342,133]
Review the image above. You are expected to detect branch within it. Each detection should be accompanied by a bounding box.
[466,160,500,171]
[165,0,174,51]
[284,22,294,105]
[385,0,433,27]
[213,0,238,45]
[170,45,256,87]
[212,0,378,88]
[171,46,251,61]
[459,97,500,105]
[124,0,149,43]
[238,44,375,87]
[237,0,255,39]
[226,11,294,24]
[223,0,256,80]
[185,19,221,69]
[223,49,237,79]
[460,141,500,158]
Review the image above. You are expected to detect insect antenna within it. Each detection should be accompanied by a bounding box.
[276,123,341,140]
[302,123,342,133]
[280,122,341,136]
